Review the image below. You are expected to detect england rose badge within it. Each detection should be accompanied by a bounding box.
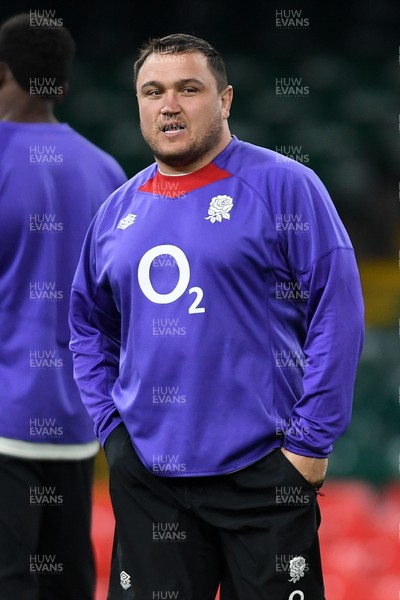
[205,195,233,223]
[288,556,307,584]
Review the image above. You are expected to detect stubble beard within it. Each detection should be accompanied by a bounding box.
[142,115,225,168]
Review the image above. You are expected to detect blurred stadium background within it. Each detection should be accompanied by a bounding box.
[2,0,400,597]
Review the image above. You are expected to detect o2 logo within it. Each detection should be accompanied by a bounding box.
[288,592,304,600]
[138,245,205,314]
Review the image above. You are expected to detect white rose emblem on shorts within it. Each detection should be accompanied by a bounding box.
[288,556,307,583]
[204,195,234,223]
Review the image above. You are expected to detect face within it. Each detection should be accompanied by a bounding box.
[136,51,233,173]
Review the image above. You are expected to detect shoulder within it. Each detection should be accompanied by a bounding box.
[215,137,328,215]
[66,128,124,172]
[219,137,322,190]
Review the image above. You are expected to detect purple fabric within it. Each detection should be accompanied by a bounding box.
[70,136,364,475]
[0,121,127,444]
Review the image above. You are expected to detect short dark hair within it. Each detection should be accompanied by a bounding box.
[0,12,75,94]
[133,33,228,92]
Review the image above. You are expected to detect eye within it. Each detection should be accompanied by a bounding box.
[181,87,197,94]
[146,89,163,97]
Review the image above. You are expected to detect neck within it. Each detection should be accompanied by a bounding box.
[0,96,58,123]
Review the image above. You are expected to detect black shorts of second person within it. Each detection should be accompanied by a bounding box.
[0,455,95,600]
[104,423,325,600]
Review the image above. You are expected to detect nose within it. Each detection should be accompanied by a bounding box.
[160,90,181,114]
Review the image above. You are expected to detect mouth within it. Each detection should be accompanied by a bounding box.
[161,122,186,133]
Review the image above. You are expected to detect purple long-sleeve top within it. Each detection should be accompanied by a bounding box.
[69,136,364,476]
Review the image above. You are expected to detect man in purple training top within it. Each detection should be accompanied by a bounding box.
[70,34,364,599]
[0,13,127,600]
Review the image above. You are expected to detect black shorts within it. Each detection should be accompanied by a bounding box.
[0,454,95,600]
[105,424,325,600]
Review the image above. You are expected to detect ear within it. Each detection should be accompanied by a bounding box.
[220,84,233,120]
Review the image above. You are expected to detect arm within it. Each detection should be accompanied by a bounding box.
[69,217,123,446]
[277,169,365,484]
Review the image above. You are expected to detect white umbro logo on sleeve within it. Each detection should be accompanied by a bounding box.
[120,570,132,589]
[117,214,137,230]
